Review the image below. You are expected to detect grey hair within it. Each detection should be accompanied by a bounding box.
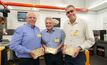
[26,12,36,18]
[45,17,58,25]
[45,17,53,22]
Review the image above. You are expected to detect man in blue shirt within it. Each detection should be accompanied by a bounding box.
[42,17,65,65]
[9,12,42,65]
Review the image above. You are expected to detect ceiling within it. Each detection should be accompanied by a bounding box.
[88,0,107,11]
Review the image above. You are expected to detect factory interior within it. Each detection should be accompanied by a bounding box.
[0,0,107,65]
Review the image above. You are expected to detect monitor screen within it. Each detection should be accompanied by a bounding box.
[17,12,27,22]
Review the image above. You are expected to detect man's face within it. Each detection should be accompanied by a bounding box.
[26,13,37,26]
[45,19,54,30]
[66,7,76,21]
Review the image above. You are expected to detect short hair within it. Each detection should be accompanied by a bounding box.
[45,17,53,22]
[66,5,75,9]
[45,17,57,25]
[26,12,36,18]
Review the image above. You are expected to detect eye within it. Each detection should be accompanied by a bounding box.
[28,17,36,19]
[66,10,74,14]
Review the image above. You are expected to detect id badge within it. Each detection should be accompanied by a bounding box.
[72,30,79,36]
[37,34,42,37]
[54,38,60,43]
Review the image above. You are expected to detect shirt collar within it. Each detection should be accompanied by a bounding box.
[46,28,55,32]
[67,18,78,25]
[26,23,35,29]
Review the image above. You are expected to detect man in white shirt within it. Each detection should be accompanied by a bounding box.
[63,5,95,65]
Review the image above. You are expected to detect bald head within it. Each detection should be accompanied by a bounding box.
[26,12,37,26]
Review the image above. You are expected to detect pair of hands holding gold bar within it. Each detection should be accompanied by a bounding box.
[30,47,58,59]
[30,45,81,59]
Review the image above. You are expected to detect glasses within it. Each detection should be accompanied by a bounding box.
[66,10,74,14]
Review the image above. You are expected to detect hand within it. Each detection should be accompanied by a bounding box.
[62,45,67,54]
[3,32,8,35]
[53,48,58,54]
[72,47,81,58]
[41,47,45,54]
[29,50,35,58]
[42,45,47,53]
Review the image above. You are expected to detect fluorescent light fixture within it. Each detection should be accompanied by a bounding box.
[32,8,39,11]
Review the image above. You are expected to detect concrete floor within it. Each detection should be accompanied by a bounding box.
[40,55,107,65]
[90,55,107,65]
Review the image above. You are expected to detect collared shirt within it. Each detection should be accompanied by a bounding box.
[63,18,95,49]
[9,23,42,58]
[41,28,65,48]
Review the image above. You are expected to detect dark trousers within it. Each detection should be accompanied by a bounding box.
[44,51,63,65]
[16,58,40,65]
[64,52,86,65]
[0,31,3,42]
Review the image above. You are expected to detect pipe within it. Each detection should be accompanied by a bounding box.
[0,0,8,8]
[0,2,88,12]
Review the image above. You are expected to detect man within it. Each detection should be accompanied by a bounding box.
[9,12,42,65]
[63,5,95,65]
[0,14,7,42]
[41,17,65,65]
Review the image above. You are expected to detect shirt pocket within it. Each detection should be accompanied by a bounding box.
[53,38,60,43]
[71,29,80,37]
[36,33,42,38]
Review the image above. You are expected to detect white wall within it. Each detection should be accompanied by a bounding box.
[97,8,107,30]
[85,0,107,30]
[77,12,97,30]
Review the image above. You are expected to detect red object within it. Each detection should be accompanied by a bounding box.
[0,0,8,8]
[0,2,88,12]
